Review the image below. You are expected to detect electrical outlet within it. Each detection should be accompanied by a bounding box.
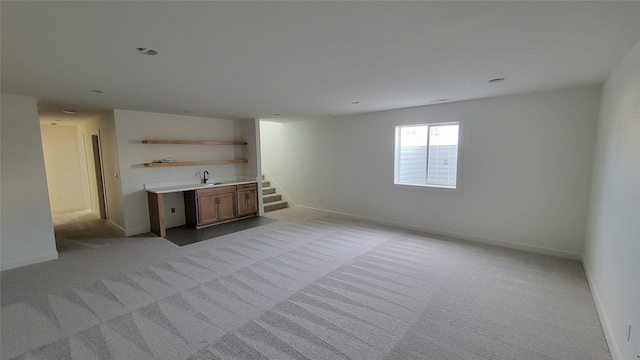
[295,165,300,171]
[171,208,176,213]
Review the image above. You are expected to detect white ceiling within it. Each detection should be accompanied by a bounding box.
[2,1,639,122]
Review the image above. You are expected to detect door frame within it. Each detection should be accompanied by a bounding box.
[91,131,108,219]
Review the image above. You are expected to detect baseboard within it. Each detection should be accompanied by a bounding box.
[108,220,127,236]
[295,205,582,260]
[125,225,152,237]
[582,256,621,360]
[0,251,59,271]
[51,205,86,213]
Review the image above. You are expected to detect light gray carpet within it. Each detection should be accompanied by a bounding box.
[1,216,610,359]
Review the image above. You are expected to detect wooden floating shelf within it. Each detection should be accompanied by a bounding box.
[142,140,247,145]
[144,159,248,167]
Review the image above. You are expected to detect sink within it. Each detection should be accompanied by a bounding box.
[198,182,227,187]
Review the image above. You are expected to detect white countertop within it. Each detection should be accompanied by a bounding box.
[145,179,257,194]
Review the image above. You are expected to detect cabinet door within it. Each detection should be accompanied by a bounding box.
[197,195,218,225]
[245,189,258,214]
[236,190,258,216]
[236,191,248,216]
[217,193,236,221]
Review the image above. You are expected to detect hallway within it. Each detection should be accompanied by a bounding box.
[52,209,124,252]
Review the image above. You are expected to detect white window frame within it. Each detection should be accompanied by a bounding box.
[393,120,463,191]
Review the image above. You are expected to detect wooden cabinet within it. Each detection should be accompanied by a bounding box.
[185,186,236,228]
[148,181,260,237]
[183,182,258,229]
[236,183,258,217]
[196,192,235,224]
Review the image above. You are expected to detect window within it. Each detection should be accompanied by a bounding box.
[394,122,460,189]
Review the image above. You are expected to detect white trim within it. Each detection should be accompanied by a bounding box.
[108,220,127,236]
[391,183,461,194]
[295,205,582,260]
[51,205,87,213]
[0,251,59,271]
[125,225,150,237]
[582,256,621,360]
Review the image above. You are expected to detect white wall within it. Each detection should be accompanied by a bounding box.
[0,94,58,270]
[77,111,126,231]
[583,39,640,360]
[261,85,601,258]
[40,124,90,212]
[240,118,264,215]
[113,110,258,235]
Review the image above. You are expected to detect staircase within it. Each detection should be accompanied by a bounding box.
[262,177,288,212]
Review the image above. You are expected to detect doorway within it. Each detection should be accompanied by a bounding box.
[39,121,119,251]
[51,131,121,252]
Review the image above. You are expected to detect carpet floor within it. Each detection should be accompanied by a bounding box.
[0,213,610,359]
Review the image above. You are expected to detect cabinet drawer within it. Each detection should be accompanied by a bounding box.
[236,182,257,191]
[196,185,236,196]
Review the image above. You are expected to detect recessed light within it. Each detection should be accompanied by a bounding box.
[183,110,189,114]
[62,109,76,114]
[89,89,103,93]
[325,114,333,117]
[488,78,505,83]
[136,48,158,55]
[351,101,360,104]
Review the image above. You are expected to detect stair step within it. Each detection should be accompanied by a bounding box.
[263,193,282,204]
[262,180,270,187]
[264,200,288,212]
[263,187,276,195]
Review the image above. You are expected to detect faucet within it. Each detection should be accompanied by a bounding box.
[203,171,209,184]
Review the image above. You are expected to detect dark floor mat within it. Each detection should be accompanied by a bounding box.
[164,216,278,246]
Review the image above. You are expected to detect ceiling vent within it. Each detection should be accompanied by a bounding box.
[136,48,158,56]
